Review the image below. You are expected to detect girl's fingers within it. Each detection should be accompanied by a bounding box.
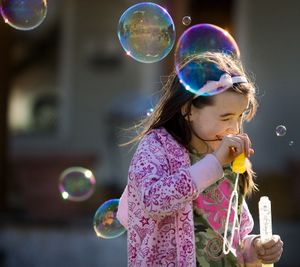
[262,235,282,249]
[258,244,282,258]
[214,134,250,165]
[240,133,252,146]
[260,248,283,264]
[239,133,252,157]
[257,237,283,264]
[228,139,243,156]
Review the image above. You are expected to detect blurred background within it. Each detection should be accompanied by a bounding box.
[0,0,299,266]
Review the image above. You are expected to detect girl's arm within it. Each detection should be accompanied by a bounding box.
[239,200,262,266]
[129,131,223,219]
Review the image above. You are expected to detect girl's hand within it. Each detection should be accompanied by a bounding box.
[253,235,283,264]
[212,133,254,166]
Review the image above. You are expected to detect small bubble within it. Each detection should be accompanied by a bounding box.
[289,141,294,146]
[182,16,191,26]
[58,167,96,202]
[275,125,287,137]
[146,108,154,117]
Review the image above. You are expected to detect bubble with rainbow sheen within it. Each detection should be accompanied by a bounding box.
[59,167,96,202]
[0,0,47,31]
[117,2,175,63]
[182,16,191,26]
[275,125,287,137]
[93,199,126,239]
[175,24,240,95]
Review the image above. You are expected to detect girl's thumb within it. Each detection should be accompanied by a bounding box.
[254,238,265,256]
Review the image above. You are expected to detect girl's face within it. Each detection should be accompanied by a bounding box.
[189,90,249,152]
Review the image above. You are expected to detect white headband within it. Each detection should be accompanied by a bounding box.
[193,73,248,98]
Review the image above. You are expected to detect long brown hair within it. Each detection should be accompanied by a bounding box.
[125,52,258,196]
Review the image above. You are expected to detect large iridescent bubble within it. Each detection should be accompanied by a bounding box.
[93,199,126,239]
[117,2,175,63]
[175,24,240,95]
[0,0,47,31]
[58,167,96,202]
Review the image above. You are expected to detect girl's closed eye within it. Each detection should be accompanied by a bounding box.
[221,117,231,121]
[221,113,244,122]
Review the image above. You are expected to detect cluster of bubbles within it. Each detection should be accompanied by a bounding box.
[5,0,294,242]
[59,167,126,239]
[93,199,126,239]
[117,3,239,97]
[59,167,96,202]
[275,125,294,147]
[0,0,47,30]
[0,0,128,240]
[118,2,296,149]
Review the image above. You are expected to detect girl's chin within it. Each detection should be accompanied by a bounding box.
[208,139,221,151]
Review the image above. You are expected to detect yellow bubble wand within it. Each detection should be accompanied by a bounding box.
[223,152,246,254]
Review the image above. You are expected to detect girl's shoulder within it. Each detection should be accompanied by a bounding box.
[131,128,191,170]
[144,127,178,146]
[147,127,169,137]
[140,127,188,157]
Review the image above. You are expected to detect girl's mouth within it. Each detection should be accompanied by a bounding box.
[215,135,223,141]
[203,136,222,142]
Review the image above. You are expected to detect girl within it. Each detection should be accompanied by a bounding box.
[117,52,283,266]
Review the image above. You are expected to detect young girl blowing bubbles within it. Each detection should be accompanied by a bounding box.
[117,52,283,266]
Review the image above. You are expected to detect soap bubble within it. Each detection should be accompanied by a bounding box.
[146,108,154,116]
[275,125,287,137]
[182,16,191,26]
[175,24,240,95]
[0,0,47,31]
[289,140,294,146]
[59,167,96,202]
[117,2,175,63]
[93,199,126,239]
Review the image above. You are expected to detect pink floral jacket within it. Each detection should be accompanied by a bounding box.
[117,128,261,266]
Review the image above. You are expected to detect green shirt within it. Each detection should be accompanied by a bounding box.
[189,147,243,267]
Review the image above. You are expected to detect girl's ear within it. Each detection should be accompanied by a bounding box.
[181,103,191,121]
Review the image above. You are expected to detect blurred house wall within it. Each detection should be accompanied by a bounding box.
[234,0,300,172]
[8,0,163,191]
